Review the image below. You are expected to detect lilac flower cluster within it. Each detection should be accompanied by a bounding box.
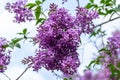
[81,31,120,80]
[108,31,120,54]
[0,38,10,72]
[75,7,98,33]
[80,69,111,80]
[33,6,81,74]
[63,68,111,80]
[5,0,33,23]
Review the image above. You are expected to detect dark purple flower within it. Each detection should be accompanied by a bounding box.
[30,5,98,75]
[33,7,81,74]
[49,3,58,12]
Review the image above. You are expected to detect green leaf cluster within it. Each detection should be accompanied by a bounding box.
[85,0,118,16]
[25,0,46,25]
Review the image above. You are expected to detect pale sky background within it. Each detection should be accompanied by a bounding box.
[0,0,120,80]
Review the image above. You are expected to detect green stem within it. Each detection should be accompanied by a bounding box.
[76,0,80,7]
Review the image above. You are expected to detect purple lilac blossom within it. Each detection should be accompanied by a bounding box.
[0,38,10,72]
[80,69,111,80]
[23,3,98,74]
[49,3,58,12]
[64,31,120,79]
[33,6,81,74]
[108,31,120,54]
[5,0,33,23]
[75,7,99,33]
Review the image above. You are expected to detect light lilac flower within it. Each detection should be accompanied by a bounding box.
[0,37,11,72]
[75,7,99,33]
[5,0,33,23]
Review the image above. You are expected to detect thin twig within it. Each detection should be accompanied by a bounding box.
[76,0,80,7]
[95,16,120,28]
[16,67,30,80]
[3,73,11,80]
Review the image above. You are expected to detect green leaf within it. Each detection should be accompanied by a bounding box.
[85,3,93,9]
[17,32,23,35]
[35,0,41,5]
[98,47,111,55]
[64,78,68,80]
[90,31,96,37]
[15,43,21,48]
[42,0,45,3]
[35,6,41,20]
[9,43,15,49]
[106,9,114,14]
[113,0,116,5]
[90,0,94,3]
[36,18,45,25]
[100,0,105,4]
[98,11,106,15]
[23,28,27,35]
[12,38,22,44]
[98,48,107,52]
[0,65,3,69]
[88,60,96,68]
[108,64,115,78]
[25,3,36,9]
[2,44,9,49]
[115,4,120,12]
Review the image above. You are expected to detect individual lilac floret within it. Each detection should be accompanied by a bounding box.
[5,0,33,23]
[75,7,99,33]
[0,37,11,72]
[49,3,58,12]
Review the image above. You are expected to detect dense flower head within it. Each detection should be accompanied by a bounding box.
[0,37,11,72]
[75,7,99,33]
[27,3,99,74]
[33,7,81,74]
[5,0,33,23]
